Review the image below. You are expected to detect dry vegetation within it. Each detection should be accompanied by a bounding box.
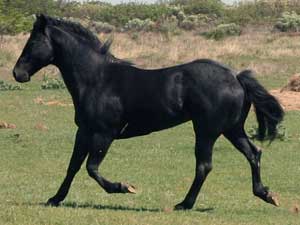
[2,29,300,110]
[1,30,299,73]
[1,30,300,225]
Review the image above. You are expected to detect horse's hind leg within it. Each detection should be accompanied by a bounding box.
[85,132,136,194]
[47,128,89,206]
[175,122,218,210]
[224,127,279,206]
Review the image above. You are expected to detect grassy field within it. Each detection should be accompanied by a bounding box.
[0,31,300,225]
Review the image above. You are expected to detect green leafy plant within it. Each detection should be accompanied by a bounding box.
[0,80,22,91]
[89,21,115,33]
[202,23,241,40]
[274,11,300,32]
[124,18,156,32]
[41,75,66,90]
[247,124,288,142]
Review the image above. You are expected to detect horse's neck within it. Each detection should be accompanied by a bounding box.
[56,58,98,105]
[50,27,102,101]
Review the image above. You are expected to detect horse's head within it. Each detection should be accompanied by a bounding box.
[13,14,54,83]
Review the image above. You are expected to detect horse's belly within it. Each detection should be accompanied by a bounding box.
[116,113,190,139]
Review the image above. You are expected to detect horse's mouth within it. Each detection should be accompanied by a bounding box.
[13,70,31,83]
[14,75,30,83]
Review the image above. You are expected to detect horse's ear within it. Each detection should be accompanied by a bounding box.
[35,13,47,31]
[100,36,113,55]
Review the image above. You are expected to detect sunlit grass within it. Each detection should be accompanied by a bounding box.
[1,31,300,225]
[0,82,299,225]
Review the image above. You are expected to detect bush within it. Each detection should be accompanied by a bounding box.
[89,21,115,33]
[274,11,300,32]
[86,3,172,27]
[0,80,22,91]
[248,124,287,142]
[41,75,66,90]
[179,14,213,30]
[157,15,180,36]
[224,0,300,25]
[202,23,241,40]
[0,0,60,35]
[124,18,156,31]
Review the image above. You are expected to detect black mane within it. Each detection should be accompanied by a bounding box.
[42,15,133,65]
[43,15,102,50]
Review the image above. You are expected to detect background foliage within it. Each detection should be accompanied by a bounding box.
[2,0,300,35]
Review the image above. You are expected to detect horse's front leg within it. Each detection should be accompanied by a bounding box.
[47,128,89,206]
[86,132,136,194]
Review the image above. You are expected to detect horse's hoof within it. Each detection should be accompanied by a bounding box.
[266,192,280,207]
[46,198,60,207]
[121,183,137,194]
[174,203,192,211]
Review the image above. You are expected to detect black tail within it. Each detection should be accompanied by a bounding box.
[236,70,284,141]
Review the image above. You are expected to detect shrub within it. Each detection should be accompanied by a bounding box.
[64,17,90,28]
[0,80,22,91]
[202,23,241,40]
[157,15,180,36]
[90,3,172,27]
[248,124,287,142]
[124,18,156,31]
[170,0,225,17]
[180,19,195,30]
[179,14,212,30]
[89,21,115,33]
[274,11,300,32]
[41,75,66,90]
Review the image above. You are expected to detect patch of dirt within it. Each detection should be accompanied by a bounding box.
[281,74,300,92]
[34,123,48,131]
[0,68,14,81]
[0,121,16,129]
[34,96,73,107]
[290,204,299,214]
[269,74,300,111]
[270,89,300,111]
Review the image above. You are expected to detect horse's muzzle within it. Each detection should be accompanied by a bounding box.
[13,68,30,83]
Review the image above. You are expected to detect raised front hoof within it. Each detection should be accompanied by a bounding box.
[45,198,61,207]
[174,202,193,211]
[266,192,280,207]
[120,183,137,194]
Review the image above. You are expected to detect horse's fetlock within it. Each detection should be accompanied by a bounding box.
[253,185,268,198]
[86,166,97,178]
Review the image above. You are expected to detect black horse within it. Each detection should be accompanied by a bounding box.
[13,15,284,210]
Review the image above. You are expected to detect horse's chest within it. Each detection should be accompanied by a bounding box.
[75,94,123,129]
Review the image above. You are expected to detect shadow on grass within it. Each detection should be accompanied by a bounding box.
[61,201,161,212]
[8,201,214,213]
[62,202,215,213]
[194,207,214,213]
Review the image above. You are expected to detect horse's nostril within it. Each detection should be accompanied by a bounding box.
[13,69,17,78]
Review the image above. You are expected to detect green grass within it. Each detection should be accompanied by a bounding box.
[0,79,300,225]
